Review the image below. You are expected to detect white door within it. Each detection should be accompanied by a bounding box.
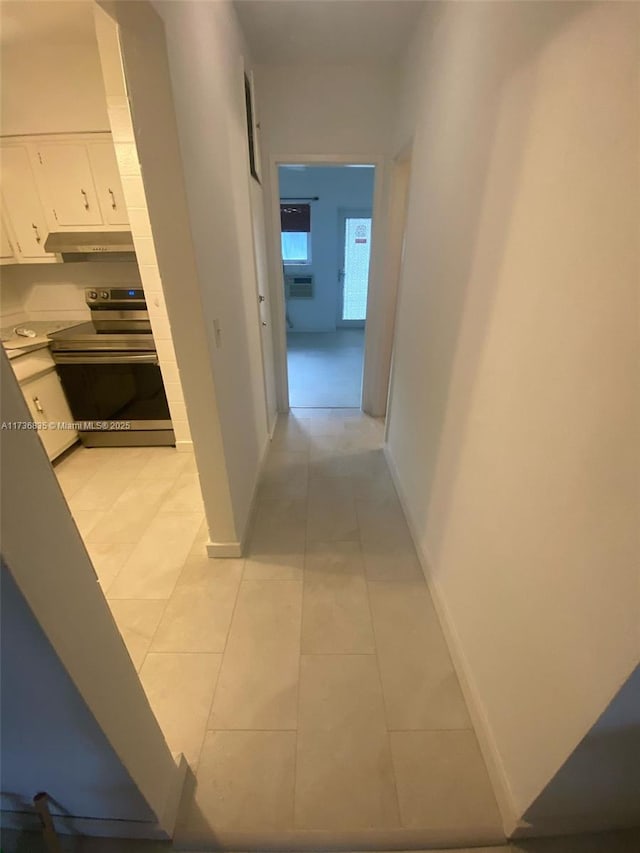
[338,209,372,328]
[0,146,54,259]
[36,143,103,226]
[89,143,129,226]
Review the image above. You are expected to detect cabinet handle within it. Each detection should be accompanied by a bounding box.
[81,189,89,210]
[32,223,41,244]
[108,188,117,209]
[33,396,44,414]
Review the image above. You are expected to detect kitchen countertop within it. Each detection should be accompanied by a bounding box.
[1,320,84,361]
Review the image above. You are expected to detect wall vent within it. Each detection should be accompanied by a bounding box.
[285,274,314,299]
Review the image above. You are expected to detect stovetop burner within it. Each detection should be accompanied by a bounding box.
[48,287,156,352]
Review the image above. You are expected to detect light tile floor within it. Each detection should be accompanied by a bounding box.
[287,329,364,407]
[54,410,503,848]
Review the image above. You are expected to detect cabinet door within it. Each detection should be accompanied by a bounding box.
[35,143,103,226]
[22,370,76,461]
[0,215,15,263]
[89,143,129,226]
[0,146,54,259]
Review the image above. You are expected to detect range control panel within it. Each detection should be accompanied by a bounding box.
[85,288,146,309]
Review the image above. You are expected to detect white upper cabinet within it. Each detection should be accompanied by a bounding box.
[88,142,129,226]
[35,142,103,227]
[1,134,131,260]
[0,145,56,261]
[0,216,15,263]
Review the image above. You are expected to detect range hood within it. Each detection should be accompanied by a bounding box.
[43,231,136,263]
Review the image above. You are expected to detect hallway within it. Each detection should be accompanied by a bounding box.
[173,409,503,848]
[53,410,502,845]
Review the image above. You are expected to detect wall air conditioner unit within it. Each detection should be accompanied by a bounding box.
[285,274,314,299]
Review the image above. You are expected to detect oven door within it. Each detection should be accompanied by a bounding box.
[53,351,172,432]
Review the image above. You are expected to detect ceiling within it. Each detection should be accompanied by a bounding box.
[0,0,425,60]
[0,0,96,47]
[234,0,426,64]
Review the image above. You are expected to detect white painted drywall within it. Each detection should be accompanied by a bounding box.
[255,64,396,158]
[0,563,155,824]
[149,0,270,539]
[521,665,640,833]
[0,349,180,834]
[278,165,375,332]
[97,1,238,549]
[0,31,109,134]
[386,0,640,827]
[254,63,396,413]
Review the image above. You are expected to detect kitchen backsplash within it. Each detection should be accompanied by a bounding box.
[0,261,142,327]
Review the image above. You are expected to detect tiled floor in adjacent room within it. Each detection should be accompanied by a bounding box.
[287,329,365,407]
[54,409,503,848]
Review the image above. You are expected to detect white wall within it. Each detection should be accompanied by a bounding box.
[150,0,270,540]
[0,563,155,825]
[98,1,238,551]
[0,18,109,134]
[386,0,640,829]
[521,665,640,833]
[0,273,27,325]
[255,63,396,412]
[256,64,396,158]
[279,166,375,332]
[0,261,140,325]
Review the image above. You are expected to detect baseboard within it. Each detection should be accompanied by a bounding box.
[239,429,272,555]
[383,444,522,839]
[175,440,193,453]
[0,809,169,841]
[205,431,271,559]
[0,757,190,841]
[206,539,243,558]
[158,753,192,837]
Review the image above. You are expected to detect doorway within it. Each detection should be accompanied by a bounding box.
[278,164,375,408]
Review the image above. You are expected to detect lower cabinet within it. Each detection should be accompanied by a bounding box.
[21,369,77,461]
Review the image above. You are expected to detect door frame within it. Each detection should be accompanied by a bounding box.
[383,145,413,440]
[336,206,373,329]
[266,153,387,413]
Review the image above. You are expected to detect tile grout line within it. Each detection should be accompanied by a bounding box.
[59,447,217,772]
[132,505,206,670]
[358,462,405,829]
[102,500,203,598]
[198,551,247,756]
[292,422,311,830]
[86,465,188,593]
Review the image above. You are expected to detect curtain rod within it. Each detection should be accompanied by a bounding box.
[280,197,319,202]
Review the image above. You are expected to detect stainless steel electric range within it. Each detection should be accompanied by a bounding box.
[49,288,175,447]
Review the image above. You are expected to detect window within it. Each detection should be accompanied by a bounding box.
[341,216,372,321]
[281,203,311,265]
[281,231,311,264]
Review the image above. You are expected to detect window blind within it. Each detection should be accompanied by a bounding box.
[280,204,310,233]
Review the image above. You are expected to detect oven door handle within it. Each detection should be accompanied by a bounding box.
[53,353,159,365]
